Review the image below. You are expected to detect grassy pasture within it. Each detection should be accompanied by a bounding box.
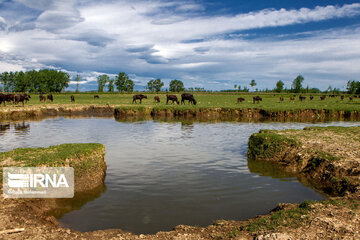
[3,92,360,111]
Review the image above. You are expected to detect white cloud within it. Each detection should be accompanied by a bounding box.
[0,1,360,90]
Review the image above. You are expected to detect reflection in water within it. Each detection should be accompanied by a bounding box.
[1,118,360,234]
[0,124,10,135]
[14,122,30,135]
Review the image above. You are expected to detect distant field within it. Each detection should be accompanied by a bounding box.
[3,92,360,111]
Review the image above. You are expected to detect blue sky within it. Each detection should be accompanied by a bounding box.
[0,0,360,91]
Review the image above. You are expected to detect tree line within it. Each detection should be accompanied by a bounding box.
[0,69,70,93]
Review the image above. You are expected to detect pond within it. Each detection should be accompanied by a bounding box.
[1,118,359,234]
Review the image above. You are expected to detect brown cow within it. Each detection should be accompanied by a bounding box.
[237,97,245,103]
[299,95,306,101]
[14,94,31,106]
[94,95,100,99]
[154,96,160,103]
[320,95,326,101]
[310,95,314,100]
[340,95,344,100]
[166,95,179,104]
[39,94,46,102]
[253,96,262,103]
[71,95,75,102]
[279,97,284,102]
[290,97,295,101]
[132,94,147,104]
[47,94,53,102]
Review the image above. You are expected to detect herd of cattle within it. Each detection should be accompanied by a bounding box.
[1,92,359,106]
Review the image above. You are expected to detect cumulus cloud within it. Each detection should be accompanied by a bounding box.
[0,0,360,90]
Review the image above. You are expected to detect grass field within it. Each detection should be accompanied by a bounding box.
[3,92,360,111]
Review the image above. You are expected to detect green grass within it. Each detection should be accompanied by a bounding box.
[8,92,360,112]
[0,143,105,180]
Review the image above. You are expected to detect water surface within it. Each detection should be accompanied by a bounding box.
[1,118,359,234]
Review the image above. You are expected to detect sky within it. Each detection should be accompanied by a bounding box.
[0,0,360,91]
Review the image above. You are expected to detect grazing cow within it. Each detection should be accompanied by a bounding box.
[279,97,284,102]
[299,95,306,101]
[94,95,100,99]
[310,95,314,101]
[166,95,179,104]
[181,93,197,105]
[0,93,5,106]
[5,94,15,104]
[237,97,245,103]
[71,95,75,102]
[47,94,53,102]
[154,96,160,103]
[14,94,30,106]
[253,96,262,103]
[132,94,147,104]
[349,97,353,101]
[290,97,295,101]
[320,95,326,101]
[39,94,46,102]
[341,95,345,101]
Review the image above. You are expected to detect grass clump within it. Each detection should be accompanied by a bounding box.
[248,131,298,159]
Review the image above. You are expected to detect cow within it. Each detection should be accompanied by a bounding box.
[237,97,245,103]
[320,95,326,101]
[0,93,5,106]
[132,94,147,104]
[47,94,53,102]
[71,95,75,102]
[341,95,345,101]
[5,94,15,104]
[279,97,284,102]
[290,97,295,101]
[39,94,46,102]
[181,93,197,105]
[166,95,179,104]
[154,96,160,103]
[253,96,262,103]
[14,94,30,106]
[299,95,306,101]
[310,95,314,101]
[349,97,353,101]
[94,95,100,99]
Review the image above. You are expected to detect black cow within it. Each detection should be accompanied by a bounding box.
[310,95,314,101]
[71,95,75,102]
[320,95,326,101]
[0,93,5,106]
[299,95,306,101]
[94,95,100,99]
[5,94,15,104]
[166,95,179,104]
[341,95,345,101]
[132,94,147,104]
[14,94,31,106]
[39,94,46,102]
[181,93,197,105]
[47,94,53,102]
[253,96,262,103]
[237,97,245,103]
[154,96,160,103]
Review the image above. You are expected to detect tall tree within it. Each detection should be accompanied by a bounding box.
[97,75,109,92]
[169,79,185,92]
[75,75,81,93]
[250,79,256,91]
[147,78,164,92]
[108,79,115,92]
[291,75,304,93]
[115,72,134,92]
[275,80,284,93]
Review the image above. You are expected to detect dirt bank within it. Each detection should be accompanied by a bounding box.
[1,104,360,121]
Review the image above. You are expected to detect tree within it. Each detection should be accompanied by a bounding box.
[250,79,256,92]
[147,78,164,92]
[115,72,134,92]
[234,84,237,91]
[108,79,115,92]
[97,75,109,92]
[291,75,304,93]
[75,75,81,93]
[346,80,360,94]
[275,80,284,93]
[169,79,185,92]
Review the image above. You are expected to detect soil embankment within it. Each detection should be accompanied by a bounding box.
[1,104,360,121]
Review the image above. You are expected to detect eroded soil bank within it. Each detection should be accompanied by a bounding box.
[0,127,359,239]
[1,104,360,122]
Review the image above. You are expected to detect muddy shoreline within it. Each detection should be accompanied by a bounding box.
[1,105,360,122]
